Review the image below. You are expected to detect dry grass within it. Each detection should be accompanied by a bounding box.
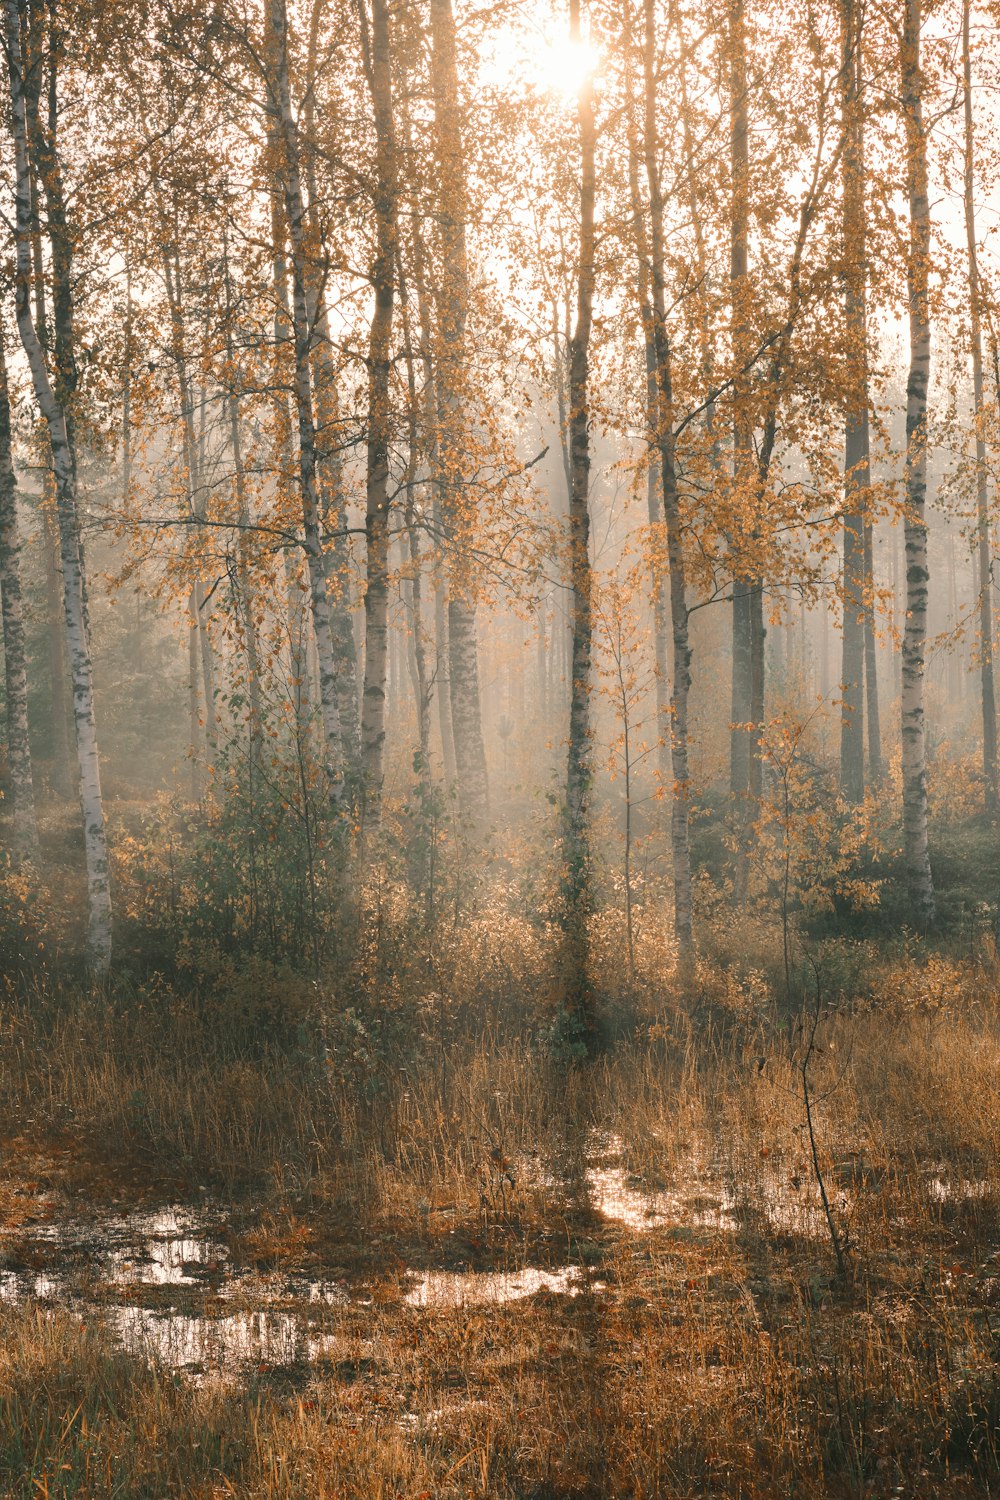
[1,905,1000,1494]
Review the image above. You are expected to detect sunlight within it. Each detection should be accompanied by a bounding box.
[535,35,601,98]
[480,26,601,100]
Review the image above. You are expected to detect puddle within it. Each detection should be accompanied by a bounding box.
[107,1210,229,1286]
[104,1305,339,1376]
[586,1163,736,1232]
[584,1132,850,1242]
[928,1176,994,1205]
[405,1266,590,1308]
[0,1268,62,1302]
[584,1132,735,1234]
[0,1199,599,1379]
[0,1203,353,1379]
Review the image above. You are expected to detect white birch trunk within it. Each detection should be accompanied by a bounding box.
[357,0,397,825]
[266,0,344,799]
[0,327,37,861]
[429,0,489,826]
[4,0,111,972]
[961,0,998,812]
[900,0,935,922]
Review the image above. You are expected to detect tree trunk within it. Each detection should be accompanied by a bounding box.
[223,347,263,751]
[435,563,457,783]
[563,0,597,1028]
[266,0,344,799]
[399,296,432,773]
[429,0,489,827]
[625,113,670,785]
[41,494,71,795]
[299,32,362,776]
[640,0,693,957]
[187,585,202,799]
[962,0,998,813]
[729,0,755,799]
[863,518,882,781]
[838,0,868,804]
[0,327,37,861]
[900,0,935,922]
[160,241,218,774]
[357,0,397,825]
[268,183,314,747]
[5,0,112,974]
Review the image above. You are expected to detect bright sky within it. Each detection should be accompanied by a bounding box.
[478,21,601,100]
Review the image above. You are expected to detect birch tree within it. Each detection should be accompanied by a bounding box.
[838,0,867,804]
[961,0,997,814]
[562,0,597,1028]
[429,0,490,827]
[900,0,935,922]
[0,320,36,861]
[357,0,397,825]
[265,0,345,801]
[637,0,693,958]
[3,0,112,973]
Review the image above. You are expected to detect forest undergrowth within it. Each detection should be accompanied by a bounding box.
[0,798,999,1497]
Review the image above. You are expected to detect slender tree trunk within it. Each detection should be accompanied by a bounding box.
[838,0,867,803]
[28,160,46,352]
[625,114,670,783]
[5,0,111,974]
[729,0,755,799]
[537,594,549,728]
[195,574,217,760]
[23,4,75,427]
[0,329,37,860]
[161,243,217,770]
[220,229,263,749]
[429,0,489,827]
[314,376,361,774]
[187,585,202,799]
[863,518,883,781]
[748,585,765,798]
[562,0,597,1028]
[962,0,998,813]
[640,0,693,957]
[266,0,344,799]
[24,13,70,801]
[41,494,71,794]
[357,0,397,825]
[399,298,432,772]
[435,563,457,782]
[268,184,314,746]
[223,365,263,750]
[299,33,362,776]
[900,0,935,922]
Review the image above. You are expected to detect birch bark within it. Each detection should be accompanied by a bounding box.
[429,0,489,826]
[900,0,935,921]
[0,324,37,860]
[356,0,397,825]
[266,0,344,799]
[838,0,867,804]
[638,0,694,956]
[961,0,998,813]
[563,0,597,1025]
[4,0,111,972]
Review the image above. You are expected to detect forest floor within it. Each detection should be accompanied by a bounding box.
[0,945,999,1499]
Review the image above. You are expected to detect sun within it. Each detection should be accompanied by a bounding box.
[534,36,602,99]
[480,27,601,101]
